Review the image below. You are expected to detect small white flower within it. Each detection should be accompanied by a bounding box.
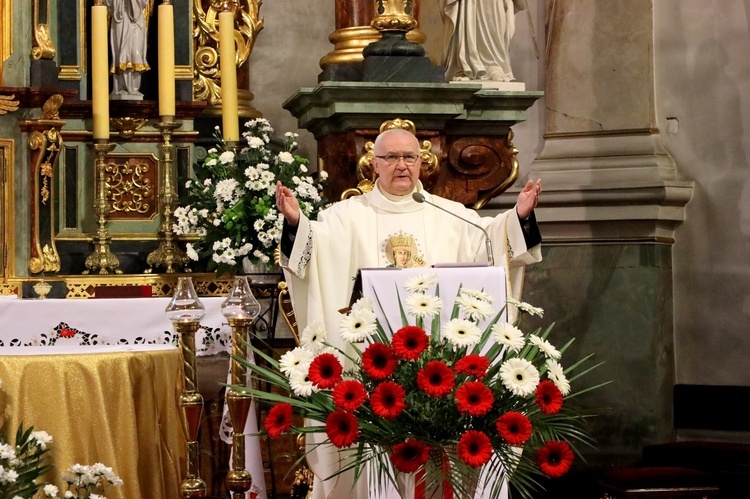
[185,180,192,188]
[247,136,265,148]
[319,170,328,179]
[442,318,482,347]
[459,288,493,304]
[44,484,59,497]
[403,273,438,293]
[492,322,525,352]
[507,297,544,317]
[546,359,570,395]
[300,320,327,353]
[499,357,540,397]
[279,347,314,377]
[339,308,378,342]
[350,296,374,313]
[299,164,308,172]
[185,243,199,261]
[405,293,443,318]
[529,335,561,359]
[219,151,235,164]
[288,368,318,397]
[65,492,75,498]
[455,293,495,321]
[30,430,53,450]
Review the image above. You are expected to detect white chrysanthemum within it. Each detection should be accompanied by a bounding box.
[278,346,314,377]
[300,319,327,353]
[30,430,53,450]
[455,294,495,321]
[507,297,544,317]
[44,484,59,497]
[350,296,374,313]
[403,273,438,293]
[546,359,570,395]
[0,443,16,460]
[247,136,265,148]
[288,368,318,397]
[499,357,540,397]
[442,318,482,347]
[339,308,378,342]
[459,288,493,304]
[405,293,443,318]
[492,322,525,352]
[529,335,561,360]
[278,151,295,164]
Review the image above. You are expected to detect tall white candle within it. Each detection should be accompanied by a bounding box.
[91,2,109,140]
[218,8,239,142]
[158,2,176,117]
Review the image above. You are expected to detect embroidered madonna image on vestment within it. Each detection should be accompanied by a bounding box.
[384,231,425,268]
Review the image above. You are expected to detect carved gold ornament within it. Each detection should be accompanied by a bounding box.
[371,0,417,32]
[110,117,149,140]
[0,94,19,115]
[32,0,56,60]
[193,0,264,105]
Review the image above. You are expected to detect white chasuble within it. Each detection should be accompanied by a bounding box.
[279,181,540,499]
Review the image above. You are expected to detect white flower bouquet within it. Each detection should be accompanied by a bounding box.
[173,119,328,276]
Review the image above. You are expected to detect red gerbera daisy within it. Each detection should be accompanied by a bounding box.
[325,410,360,448]
[536,441,574,478]
[536,380,564,415]
[416,360,455,397]
[455,381,494,416]
[362,342,398,380]
[370,381,407,420]
[454,354,490,379]
[264,403,293,439]
[332,380,368,411]
[59,327,76,338]
[308,353,343,389]
[496,411,533,446]
[391,326,429,360]
[457,430,493,468]
[390,439,431,473]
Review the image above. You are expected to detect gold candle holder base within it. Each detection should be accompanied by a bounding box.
[84,141,122,275]
[146,117,190,273]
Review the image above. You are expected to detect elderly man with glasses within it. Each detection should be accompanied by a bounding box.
[273,128,542,499]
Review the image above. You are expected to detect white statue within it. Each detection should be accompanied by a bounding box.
[440,0,525,82]
[105,0,152,99]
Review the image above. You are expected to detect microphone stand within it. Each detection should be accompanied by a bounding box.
[412,192,495,266]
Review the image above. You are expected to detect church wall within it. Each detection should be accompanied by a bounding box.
[654,1,750,387]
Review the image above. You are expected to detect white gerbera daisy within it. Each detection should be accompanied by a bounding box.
[546,359,570,395]
[529,335,561,360]
[499,357,540,397]
[288,368,319,397]
[442,318,482,347]
[405,293,443,318]
[299,319,327,353]
[459,288,494,304]
[339,308,378,342]
[455,293,495,321]
[350,296,374,313]
[491,322,525,352]
[507,297,544,317]
[278,347,314,377]
[403,273,438,293]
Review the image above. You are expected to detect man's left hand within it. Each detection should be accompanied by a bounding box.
[516,179,542,220]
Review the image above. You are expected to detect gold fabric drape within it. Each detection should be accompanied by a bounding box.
[0,348,184,499]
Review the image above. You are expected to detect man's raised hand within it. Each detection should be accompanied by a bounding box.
[276,181,301,226]
[516,179,542,220]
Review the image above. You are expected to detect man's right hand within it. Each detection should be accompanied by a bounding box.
[276,181,301,226]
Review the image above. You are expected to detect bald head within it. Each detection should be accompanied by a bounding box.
[373,128,420,155]
[371,128,422,196]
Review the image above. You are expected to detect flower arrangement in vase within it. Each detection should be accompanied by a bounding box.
[173,118,327,277]
[235,273,603,498]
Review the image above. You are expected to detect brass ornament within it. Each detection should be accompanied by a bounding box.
[107,159,154,214]
[0,94,19,115]
[193,0,264,105]
[371,0,417,32]
[110,117,148,140]
[32,0,56,60]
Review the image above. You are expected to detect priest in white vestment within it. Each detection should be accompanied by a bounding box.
[274,129,542,499]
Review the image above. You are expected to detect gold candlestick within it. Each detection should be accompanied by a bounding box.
[84,141,121,274]
[166,277,207,498]
[222,277,260,499]
[146,117,190,273]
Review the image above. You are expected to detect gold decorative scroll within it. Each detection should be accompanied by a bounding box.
[193,0,264,105]
[32,0,56,60]
[0,93,19,115]
[22,95,65,274]
[104,154,158,219]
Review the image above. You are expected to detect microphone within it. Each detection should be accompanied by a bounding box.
[412,192,495,266]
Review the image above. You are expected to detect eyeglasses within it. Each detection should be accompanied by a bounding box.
[375,154,420,165]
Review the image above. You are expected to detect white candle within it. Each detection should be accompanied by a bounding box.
[158,2,176,117]
[219,8,239,142]
[91,2,109,140]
